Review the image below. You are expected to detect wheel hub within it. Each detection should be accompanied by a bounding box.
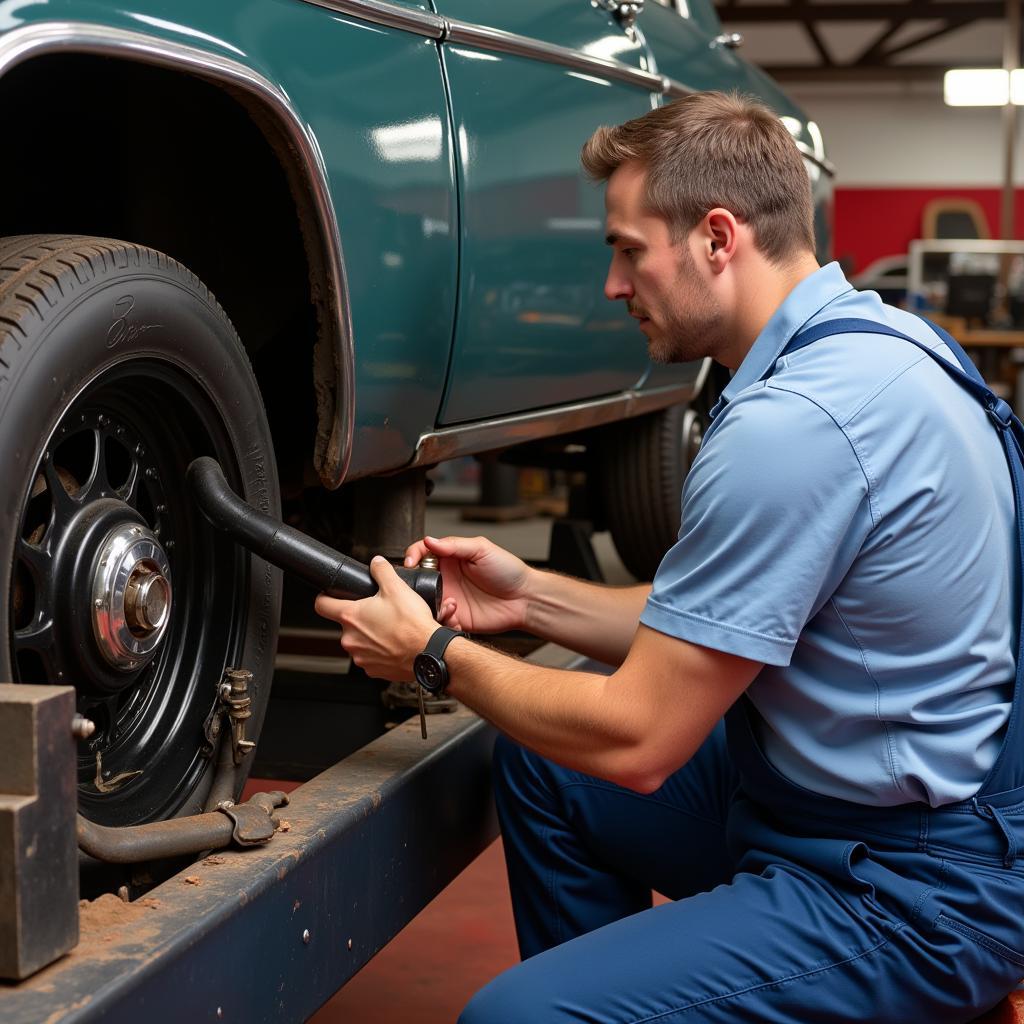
[92,523,172,670]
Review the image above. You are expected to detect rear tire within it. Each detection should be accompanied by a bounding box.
[601,402,706,582]
[0,234,281,826]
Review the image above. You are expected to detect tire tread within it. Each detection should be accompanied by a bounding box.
[0,234,244,408]
[602,405,691,582]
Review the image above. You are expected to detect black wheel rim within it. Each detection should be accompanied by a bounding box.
[10,358,247,826]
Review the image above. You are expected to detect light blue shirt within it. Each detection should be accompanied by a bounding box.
[640,262,1016,807]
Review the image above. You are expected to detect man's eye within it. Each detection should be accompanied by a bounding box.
[622,248,638,259]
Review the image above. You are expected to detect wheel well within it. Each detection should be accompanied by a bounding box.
[0,54,324,491]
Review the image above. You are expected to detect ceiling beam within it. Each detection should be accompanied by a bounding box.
[716,2,1001,22]
[790,0,835,65]
[853,19,904,65]
[873,18,973,63]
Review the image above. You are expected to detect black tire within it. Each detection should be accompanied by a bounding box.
[601,402,706,582]
[0,235,282,827]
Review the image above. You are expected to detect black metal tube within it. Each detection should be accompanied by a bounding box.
[76,812,234,864]
[186,457,442,617]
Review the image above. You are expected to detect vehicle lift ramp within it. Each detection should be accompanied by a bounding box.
[0,644,580,1024]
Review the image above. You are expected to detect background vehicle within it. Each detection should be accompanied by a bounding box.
[0,0,833,833]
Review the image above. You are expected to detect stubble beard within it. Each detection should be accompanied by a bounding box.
[642,250,724,365]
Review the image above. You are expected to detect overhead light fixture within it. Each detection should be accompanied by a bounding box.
[944,69,1010,106]
[1012,69,1024,105]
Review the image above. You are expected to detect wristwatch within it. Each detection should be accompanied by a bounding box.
[413,626,468,695]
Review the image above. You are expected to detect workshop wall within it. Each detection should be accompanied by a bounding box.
[787,88,1024,273]
[833,187,1021,274]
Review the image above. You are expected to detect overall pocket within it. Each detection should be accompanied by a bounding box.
[935,914,1024,969]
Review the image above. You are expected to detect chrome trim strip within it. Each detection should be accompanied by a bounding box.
[412,382,699,466]
[298,0,445,38]
[445,19,664,92]
[794,140,836,176]
[0,22,356,486]
[662,75,693,98]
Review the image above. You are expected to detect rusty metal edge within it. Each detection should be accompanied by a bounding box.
[1,705,494,1022]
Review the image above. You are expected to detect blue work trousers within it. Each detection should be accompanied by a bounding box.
[460,721,1024,1023]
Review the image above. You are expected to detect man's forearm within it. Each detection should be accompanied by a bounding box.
[444,637,660,790]
[523,570,650,666]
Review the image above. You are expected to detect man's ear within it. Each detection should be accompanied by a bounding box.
[703,208,739,269]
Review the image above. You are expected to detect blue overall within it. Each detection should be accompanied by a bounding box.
[461,319,1024,1024]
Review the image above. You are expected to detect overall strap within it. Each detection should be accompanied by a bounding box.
[782,315,1024,800]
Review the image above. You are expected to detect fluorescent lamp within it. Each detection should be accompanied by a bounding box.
[1012,69,1024,104]
[944,69,1009,106]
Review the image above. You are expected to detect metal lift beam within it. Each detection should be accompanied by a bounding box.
[0,698,505,1023]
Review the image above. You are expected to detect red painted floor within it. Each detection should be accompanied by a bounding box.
[308,838,518,1024]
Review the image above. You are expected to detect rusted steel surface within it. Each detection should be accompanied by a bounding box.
[0,684,78,981]
[75,791,288,863]
[0,704,498,1023]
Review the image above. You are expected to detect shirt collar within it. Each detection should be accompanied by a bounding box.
[717,261,855,408]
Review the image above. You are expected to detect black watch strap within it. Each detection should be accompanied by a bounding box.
[424,625,468,659]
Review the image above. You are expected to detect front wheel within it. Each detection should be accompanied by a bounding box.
[0,235,282,826]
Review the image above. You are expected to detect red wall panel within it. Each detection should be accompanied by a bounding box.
[834,187,1024,274]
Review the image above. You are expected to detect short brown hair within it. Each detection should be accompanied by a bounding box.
[581,91,815,264]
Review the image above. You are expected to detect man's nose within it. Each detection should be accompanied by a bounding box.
[604,263,633,303]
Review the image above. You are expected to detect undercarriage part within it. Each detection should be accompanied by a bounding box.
[0,684,78,981]
[382,680,457,715]
[75,790,288,864]
[79,662,285,864]
[202,668,257,770]
[547,518,604,583]
[347,470,428,564]
[201,666,258,813]
[187,457,442,616]
[203,722,239,814]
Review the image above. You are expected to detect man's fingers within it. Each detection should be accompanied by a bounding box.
[438,599,458,625]
[404,534,492,568]
[369,554,402,593]
[425,535,487,560]
[314,594,352,622]
[403,540,428,568]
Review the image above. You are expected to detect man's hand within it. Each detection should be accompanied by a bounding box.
[314,556,439,681]
[403,535,533,635]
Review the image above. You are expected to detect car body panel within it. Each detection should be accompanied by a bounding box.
[434,0,657,424]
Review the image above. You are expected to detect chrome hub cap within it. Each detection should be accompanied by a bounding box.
[92,523,172,670]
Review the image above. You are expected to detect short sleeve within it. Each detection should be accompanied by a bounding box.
[639,383,873,666]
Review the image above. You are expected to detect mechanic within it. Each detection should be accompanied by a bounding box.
[315,91,1024,1022]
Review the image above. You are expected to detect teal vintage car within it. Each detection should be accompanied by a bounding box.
[0,0,833,827]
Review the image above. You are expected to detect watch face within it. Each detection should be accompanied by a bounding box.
[414,652,447,693]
